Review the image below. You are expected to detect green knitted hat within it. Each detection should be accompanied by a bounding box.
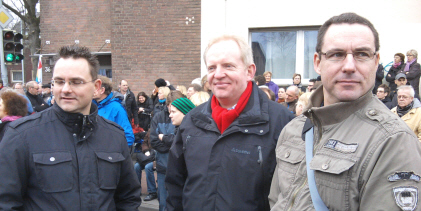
[171,97,196,115]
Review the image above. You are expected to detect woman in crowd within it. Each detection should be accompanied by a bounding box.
[176,85,187,97]
[399,49,421,99]
[152,86,170,118]
[169,97,196,127]
[386,53,405,92]
[295,92,311,116]
[189,91,210,106]
[201,75,212,95]
[292,73,306,93]
[0,90,28,140]
[263,71,279,101]
[277,87,286,103]
[137,91,154,131]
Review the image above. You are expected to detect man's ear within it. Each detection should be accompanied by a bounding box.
[94,79,102,93]
[314,52,322,75]
[247,64,256,81]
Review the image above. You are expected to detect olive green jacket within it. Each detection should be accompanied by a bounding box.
[269,87,421,211]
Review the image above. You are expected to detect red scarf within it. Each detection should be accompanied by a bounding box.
[211,81,252,134]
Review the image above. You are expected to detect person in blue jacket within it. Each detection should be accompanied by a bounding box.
[93,75,134,146]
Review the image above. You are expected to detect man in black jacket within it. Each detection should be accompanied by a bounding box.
[165,35,294,211]
[26,81,49,112]
[119,79,139,126]
[0,46,141,210]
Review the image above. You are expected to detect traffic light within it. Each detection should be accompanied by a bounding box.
[3,30,15,63]
[14,33,24,63]
[2,30,24,64]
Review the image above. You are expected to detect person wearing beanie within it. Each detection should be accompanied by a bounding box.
[169,97,195,126]
[152,78,173,107]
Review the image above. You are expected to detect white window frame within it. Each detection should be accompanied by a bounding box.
[11,70,23,82]
[249,27,320,86]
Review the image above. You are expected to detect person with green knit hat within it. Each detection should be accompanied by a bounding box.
[169,97,195,126]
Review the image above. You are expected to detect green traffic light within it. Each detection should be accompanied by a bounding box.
[5,53,14,62]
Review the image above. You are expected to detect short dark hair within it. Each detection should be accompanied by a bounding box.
[309,78,317,83]
[98,75,112,96]
[188,84,203,92]
[166,90,184,106]
[254,75,266,86]
[316,13,380,57]
[378,84,390,95]
[1,91,27,117]
[55,46,99,81]
[395,53,405,63]
[260,87,276,101]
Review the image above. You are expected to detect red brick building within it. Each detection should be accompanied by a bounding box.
[39,0,201,93]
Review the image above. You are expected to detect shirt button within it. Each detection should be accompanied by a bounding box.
[83,136,86,139]
[322,164,329,170]
[285,152,290,158]
[260,130,263,133]
[108,157,112,160]
[245,129,248,132]
[50,157,55,162]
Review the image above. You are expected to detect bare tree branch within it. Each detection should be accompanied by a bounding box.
[2,2,28,23]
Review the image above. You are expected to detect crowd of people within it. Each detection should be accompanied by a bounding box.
[0,12,420,211]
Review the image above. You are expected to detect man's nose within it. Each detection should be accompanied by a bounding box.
[61,81,72,93]
[213,66,225,78]
[342,54,357,73]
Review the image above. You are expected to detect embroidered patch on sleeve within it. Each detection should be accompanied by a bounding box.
[389,172,420,182]
[393,186,418,211]
[323,139,358,153]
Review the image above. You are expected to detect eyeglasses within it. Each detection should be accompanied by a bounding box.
[320,50,377,62]
[51,79,95,88]
[407,55,414,57]
[397,95,411,100]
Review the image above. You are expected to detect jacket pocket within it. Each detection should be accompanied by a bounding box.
[310,153,356,210]
[95,152,125,189]
[33,151,73,193]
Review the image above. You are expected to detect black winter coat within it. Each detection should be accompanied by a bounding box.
[149,105,175,174]
[398,59,421,99]
[123,89,139,125]
[0,104,141,210]
[26,91,49,112]
[165,83,295,211]
[137,97,154,130]
[385,62,405,92]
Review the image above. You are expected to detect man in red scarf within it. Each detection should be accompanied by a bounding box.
[165,35,294,211]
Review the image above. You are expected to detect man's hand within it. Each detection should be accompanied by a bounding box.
[159,134,164,141]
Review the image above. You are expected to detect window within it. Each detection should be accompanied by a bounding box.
[251,28,319,85]
[11,71,23,82]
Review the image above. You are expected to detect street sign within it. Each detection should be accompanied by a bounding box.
[0,7,13,29]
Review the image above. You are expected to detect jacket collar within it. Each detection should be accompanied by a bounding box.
[304,85,374,126]
[191,82,269,134]
[52,103,98,135]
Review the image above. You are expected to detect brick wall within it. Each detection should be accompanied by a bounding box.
[40,0,201,95]
[111,0,201,93]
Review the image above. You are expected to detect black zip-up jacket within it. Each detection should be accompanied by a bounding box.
[165,83,295,211]
[385,62,404,92]
[137,97,154,130]
[26,91,49,112]
[0,103,141,210]
[123,89,139,125]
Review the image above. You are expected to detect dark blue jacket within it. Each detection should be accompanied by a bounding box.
[0,103,141,210]
[150,106,175,174]
[165,83,295,211]
[93,92,135,146]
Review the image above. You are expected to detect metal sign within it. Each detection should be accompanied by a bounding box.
[0,7,13,29]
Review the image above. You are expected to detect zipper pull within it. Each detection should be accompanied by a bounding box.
[183,135,191,152]
[257,146,263,167]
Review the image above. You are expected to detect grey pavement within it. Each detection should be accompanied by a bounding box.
[138,167,159,211]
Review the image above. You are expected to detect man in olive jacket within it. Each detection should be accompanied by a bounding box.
[165,35,294,211]
[269,13,421,211]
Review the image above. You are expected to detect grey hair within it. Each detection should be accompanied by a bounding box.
[397,85,415,97]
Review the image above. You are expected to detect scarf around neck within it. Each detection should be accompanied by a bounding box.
[1,115,22,122]
[404,59,416,72]
[211,81,252,134]
[393,62,401,68]
[397,101,414,117]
